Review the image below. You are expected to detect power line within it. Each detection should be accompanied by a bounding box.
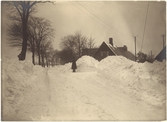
[69,2,109,29]
[134,36,137,61]
[141,1,149,51]
[162,34,165,48]
[91,2,131,35]
[69,1,132,41]
[76,1,133,39]
[70,1,133,41]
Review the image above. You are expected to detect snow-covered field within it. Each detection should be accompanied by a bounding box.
[2,56,166,121]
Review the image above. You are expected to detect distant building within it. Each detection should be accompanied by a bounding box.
[154,46,166,62]
[94,38,136,61]
[82,48,98,57]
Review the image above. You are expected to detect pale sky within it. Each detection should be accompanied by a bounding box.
[1,1,166,60]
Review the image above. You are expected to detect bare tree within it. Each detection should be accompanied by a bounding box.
[74,31,88,57]
[58,49,74,64]
[7,16,55,66]
[27,16,39,65]
[7,19,37,64]
[6,1,53,60]
[51,50,60,66]
[85,36,96,56]
[34,17,54,65]
[40,40,54,67]
[6,22,22,47]
[60,31,88,59]
[87,36,95,49]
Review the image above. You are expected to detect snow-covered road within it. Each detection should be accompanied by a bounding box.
[2,56,166,121]
[44,68,165,121]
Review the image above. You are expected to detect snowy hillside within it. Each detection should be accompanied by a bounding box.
[2,56,166,121]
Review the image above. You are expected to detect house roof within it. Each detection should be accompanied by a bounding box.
[96,41,135,61]
[118,48,136,61]
[155,46,166,62]
[104,42,124,56]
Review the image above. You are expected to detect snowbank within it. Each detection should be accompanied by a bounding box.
[98,56,166,106]
[2,55,165,120]
[2,57,49,120]
[51,56,99,73]
[50,63,72,73]
[76,55,99,72]
[98,56,166,84]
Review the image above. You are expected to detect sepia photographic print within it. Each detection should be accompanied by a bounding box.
[1,1,166,121]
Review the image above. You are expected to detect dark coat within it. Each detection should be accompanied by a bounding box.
[71,59,77,69]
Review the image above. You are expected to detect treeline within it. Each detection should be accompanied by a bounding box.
[7,16,55,67]
[56,31,96,64]
[137,51,154,63]
[6,2,96,67]
[6,1,56,67]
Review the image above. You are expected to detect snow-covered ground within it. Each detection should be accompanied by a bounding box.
[2,56,166,121]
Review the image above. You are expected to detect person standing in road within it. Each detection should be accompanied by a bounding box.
[71,57,77,72]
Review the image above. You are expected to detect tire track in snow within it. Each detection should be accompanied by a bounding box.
[46,70,117,120]
[46,68,165,121]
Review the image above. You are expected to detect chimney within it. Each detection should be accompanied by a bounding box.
[109,38,113,46]
[123,45,127,51]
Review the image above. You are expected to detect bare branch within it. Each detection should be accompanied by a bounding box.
[13,2,23,20]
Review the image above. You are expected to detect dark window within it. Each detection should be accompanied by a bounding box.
[101,51,109,57]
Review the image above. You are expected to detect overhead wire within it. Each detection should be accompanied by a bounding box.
[69,2,109,29]
[89,2,132,36]
[70,1,128,42]
[76,1,133,39]
[141,1,149,51]
[70,1,128,40]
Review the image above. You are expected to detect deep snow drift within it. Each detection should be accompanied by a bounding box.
[98,56,166,106]
[2,58,50,120]
[2,55,166,121]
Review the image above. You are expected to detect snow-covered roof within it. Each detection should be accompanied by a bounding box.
[104,41,123,56]
[104,42,117,55]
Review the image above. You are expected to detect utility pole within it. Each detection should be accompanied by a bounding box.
[134,36,137,61]
[162,34,165,48]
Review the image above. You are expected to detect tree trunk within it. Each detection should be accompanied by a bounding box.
[46,57,49,67]
[37,45,41,65]
[38,53,40,65]
[20,8,29,61]
[32,41,35,65]
[32,53,35,65]
[21,23,27,59]
[78,37,81,57]
[41,52,45,67]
